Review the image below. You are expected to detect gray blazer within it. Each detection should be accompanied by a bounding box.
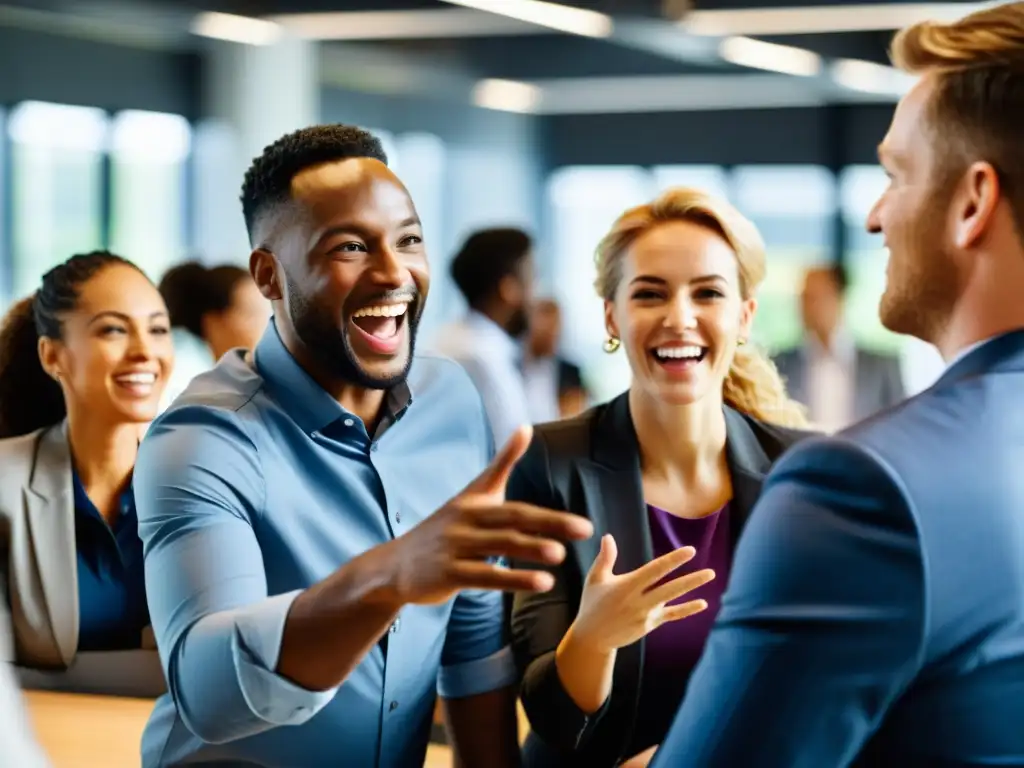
[0,422,163,696]
[773,345,905,423]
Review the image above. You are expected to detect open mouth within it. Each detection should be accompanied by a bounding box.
[113,371,159,398]
[651,344,707,372]
[349,302,410,355]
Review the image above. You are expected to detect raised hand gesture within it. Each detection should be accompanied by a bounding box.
[569,533,715,652]
[388,425,594,605]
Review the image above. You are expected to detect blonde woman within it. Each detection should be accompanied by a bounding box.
[507,187,814,767]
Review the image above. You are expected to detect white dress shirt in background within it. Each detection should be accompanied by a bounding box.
[522,356,561,425]
[432,311,532,449]
[804,330,856,434]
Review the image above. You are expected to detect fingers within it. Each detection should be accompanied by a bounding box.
[450,526,567,565]
[447,560,556,593]
[465,425,533,496]
[586,534,617,581]
[645,568,716,607]
[468,502,594,541]
[660,599,709,624]
[632,544,698,588]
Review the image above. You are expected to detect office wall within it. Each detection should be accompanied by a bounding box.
[0,27,200,117]
[542,103,896,168]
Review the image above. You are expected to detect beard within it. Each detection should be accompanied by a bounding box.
[285,271,420,390]
[879,186,964,345]
[506,304,530,338]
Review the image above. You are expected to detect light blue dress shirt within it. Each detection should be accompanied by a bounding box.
[134,320,517,767]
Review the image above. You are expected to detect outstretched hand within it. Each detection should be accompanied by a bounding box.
[389,425,594,605]
[570,533,715,652]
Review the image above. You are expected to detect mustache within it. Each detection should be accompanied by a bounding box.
[374,287,418,304]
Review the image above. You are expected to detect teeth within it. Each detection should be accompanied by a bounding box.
[116,373,156,384]
[352,303,408,319]
[655,345,704,360]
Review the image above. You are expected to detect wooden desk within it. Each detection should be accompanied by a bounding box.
[23,690,455,767]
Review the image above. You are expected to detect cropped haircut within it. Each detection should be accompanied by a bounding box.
[450,228,533,309]
[240,124,388,246]
[891,2,1024,237]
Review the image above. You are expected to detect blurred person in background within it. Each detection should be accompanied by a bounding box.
[0,602,50,767]
[508,188,814,768]
[133,125,592,768]
[0,252,171,694]
[773,264,904,432]
[158,261,270,408]
[523,298,590,421]
[652,4,1024,766]
[434,227,534,447]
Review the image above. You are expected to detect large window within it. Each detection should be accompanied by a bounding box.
[9,101,107,299]
[731,165,836,352]
[839,165,895,351]
[109,110,191,280]
[547,166,653,402]
[652,165,730,201]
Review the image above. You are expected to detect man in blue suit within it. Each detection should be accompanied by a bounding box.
[651,4,1024,766]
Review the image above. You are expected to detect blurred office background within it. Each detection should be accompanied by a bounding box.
[0,0,960,405]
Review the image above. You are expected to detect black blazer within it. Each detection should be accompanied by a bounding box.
[507,392,813,767]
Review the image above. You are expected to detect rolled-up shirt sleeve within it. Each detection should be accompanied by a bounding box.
[135,405,336,745]
[437,586,517,699]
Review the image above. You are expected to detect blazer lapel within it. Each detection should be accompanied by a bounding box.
[578,393,651,573]
[24,422,78,666]
[576,393,650,763]
[723,407,773,538]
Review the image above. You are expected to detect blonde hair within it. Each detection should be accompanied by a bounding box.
[891,2,1024,231]
[595,187,807,429]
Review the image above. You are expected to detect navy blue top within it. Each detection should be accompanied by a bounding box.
[72,470,149,651]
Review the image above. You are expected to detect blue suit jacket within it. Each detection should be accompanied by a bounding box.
[653,329,1024,768]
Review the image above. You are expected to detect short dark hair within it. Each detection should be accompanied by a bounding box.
[240,124,388,245]
[807,263,849,295]
[159,261,250,340]
[450,228,533,309]
[0,251,143,438]
[826,263,849,294]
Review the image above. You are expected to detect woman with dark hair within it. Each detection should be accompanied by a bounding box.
[159,261,269,361]
[0,251,172,692]
[158,261,269,408]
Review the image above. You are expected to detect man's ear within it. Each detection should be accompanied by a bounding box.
[250,249,283,301]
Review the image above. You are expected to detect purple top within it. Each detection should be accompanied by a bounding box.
[629,502,733,755]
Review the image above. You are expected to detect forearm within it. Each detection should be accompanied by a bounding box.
[277,543,402,691]
[444,687,521,768]
[553,624,616,715]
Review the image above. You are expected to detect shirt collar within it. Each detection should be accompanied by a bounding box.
[71,468,135,525]
[252,318,413,436]
[804,327,856,365]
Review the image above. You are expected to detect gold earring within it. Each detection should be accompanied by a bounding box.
[737,337,748,346]
[603,336,621,353]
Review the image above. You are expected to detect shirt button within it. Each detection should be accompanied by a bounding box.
[395,511,401,524]
[343,418,354,427]
[389,618,400,634]
[389,701,399,712]
[371,442,379,452]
